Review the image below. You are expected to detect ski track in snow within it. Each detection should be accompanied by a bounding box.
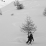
[0,0,46,46]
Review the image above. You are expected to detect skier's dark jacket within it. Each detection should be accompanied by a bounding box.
[28,33,33,40]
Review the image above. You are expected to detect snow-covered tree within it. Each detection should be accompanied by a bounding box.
[21,16,37,33]
[14,0,20,6]
[14,0,24,10]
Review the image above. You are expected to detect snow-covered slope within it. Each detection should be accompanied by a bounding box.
[0,0,15,8]
[0,0,24,8]
[0,0,46,46]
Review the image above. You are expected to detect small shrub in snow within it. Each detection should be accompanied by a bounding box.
[17,4,24,10]
[0,9,2,15]
[43,8,46,16]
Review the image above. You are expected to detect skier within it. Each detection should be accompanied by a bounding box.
[26,32,34,44]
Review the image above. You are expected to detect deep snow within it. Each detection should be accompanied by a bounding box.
[0,0,46,46]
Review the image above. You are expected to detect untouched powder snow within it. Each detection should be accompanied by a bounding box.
[0,0,46,46]
[0,0,16,8]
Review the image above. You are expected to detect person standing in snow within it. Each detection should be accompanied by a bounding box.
[26,32,34,44]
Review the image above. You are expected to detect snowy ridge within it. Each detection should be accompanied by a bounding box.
[0,0,15,8]
[1,1,15,13]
